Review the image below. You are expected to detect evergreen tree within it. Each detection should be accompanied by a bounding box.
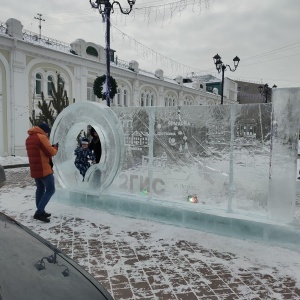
[50,73,69,116]
[29,73,70,127]
[29,91,54,126]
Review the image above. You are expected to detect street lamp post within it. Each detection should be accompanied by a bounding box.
[258,83,277,103]
[89,0,136,107]
[213,54,240,105]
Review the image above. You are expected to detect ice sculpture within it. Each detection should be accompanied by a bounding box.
[51,88,300,225]
[268,88,300,222]
[108,104,272,219]
[50,101,124,194]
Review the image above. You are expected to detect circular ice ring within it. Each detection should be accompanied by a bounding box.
[50,101,124,195]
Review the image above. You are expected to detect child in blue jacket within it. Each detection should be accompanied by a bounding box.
[74,137,95,181]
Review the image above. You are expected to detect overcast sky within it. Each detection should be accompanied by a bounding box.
[0,0,299,88]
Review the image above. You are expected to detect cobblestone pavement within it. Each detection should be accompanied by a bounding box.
[1,168,300,300]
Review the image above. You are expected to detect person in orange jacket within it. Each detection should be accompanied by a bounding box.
[26,123,58,223]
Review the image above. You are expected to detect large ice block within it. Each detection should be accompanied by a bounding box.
[51,88,300,226]
[109,104,273,220]
[268,88,300,222]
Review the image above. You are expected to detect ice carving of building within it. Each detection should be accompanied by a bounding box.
[0,18,228,157]
[49,88,300,251]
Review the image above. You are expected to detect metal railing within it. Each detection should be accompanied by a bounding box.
[22,29,71,52]
[114,57,129,69]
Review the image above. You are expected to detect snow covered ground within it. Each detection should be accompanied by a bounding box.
[1,157,300,299]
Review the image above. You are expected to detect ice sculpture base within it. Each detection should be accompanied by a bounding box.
[53,188,300,253]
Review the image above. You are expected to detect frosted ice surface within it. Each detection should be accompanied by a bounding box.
[50,102,124,194]
[268,88,300,222]
[51,88,300,225]
[109,104,273,219]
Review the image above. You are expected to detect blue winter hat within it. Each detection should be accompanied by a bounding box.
[38,123,51,134]
[81,137,89,144]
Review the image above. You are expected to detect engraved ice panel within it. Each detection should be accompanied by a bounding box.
[51,88,300,225]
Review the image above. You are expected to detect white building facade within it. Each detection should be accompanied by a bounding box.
[0,18,226,157]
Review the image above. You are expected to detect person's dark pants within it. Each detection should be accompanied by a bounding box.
[75,162,90,179]
[35,174,55,214]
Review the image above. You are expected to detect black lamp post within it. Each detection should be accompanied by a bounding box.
[258,83,277,103]
[89,0,136,107]
[213,54,240,105]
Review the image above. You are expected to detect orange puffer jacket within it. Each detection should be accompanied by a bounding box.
[26,126,58,178]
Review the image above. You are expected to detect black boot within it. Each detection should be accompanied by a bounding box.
[43,212,51,217]
[34,213,50,223]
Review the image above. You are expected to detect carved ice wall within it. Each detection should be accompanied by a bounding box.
[51,88,300,224]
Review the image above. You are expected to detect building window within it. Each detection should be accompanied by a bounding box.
[36,73,42,95]
[165,93,176,107]
[117,88,121,106]
[86,46,98,57]
[141,93,144,106]
[151,95,154,106]
[141,89,155,107]
[87,82,95,101]
[112,84,130,106]
[47,75,53,96]
[184,96,193,106]
[123,89,127,107]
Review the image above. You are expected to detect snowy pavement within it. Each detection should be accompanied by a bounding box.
[1,167,300,300]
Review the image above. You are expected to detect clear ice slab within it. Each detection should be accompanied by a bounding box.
[51,88,300,248]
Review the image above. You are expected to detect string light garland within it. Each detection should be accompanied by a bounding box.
[110,24,204,77]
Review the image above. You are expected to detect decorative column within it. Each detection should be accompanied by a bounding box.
[132,79,140,107]
[11,48,26,155]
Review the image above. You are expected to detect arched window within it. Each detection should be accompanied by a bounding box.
[151,95,154,106]
[123,89,127,107]
[35,73,42,95]
[141,93,144,106]
[184,96,193,106]
[140,89,155,107]
[87,82,95,101]
[47,75,53,96]
[112,83,130,107]
[165,93,177,107]
[117,88,121,106]
[86,46,98,57]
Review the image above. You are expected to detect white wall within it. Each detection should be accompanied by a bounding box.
[0,17,220,156]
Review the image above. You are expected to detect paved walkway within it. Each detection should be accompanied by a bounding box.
[1,168,300,300]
